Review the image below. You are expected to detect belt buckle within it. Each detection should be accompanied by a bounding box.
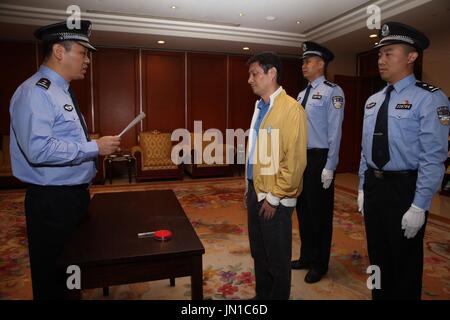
[373,170,384,178]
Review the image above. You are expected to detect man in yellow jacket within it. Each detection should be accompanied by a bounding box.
[245,52,308,299]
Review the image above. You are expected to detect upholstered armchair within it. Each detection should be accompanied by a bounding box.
[131,130,182,182]
[184,132,234,178]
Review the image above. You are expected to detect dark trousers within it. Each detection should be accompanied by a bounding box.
[25,184,90,300]
[247,181,294,300]
[363,168,426,300]
[295,149,334,273]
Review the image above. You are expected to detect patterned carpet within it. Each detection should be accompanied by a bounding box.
[0,177,449,300]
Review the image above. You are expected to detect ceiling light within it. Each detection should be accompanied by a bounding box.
[265,16,276,21]
[158,40,165,44]
[369,34,378,38]
[171,5,177,9]
[296,21,301,24]
[243,47,250,51]
[239,12,245,17]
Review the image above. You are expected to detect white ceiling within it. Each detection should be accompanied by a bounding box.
[2,0,372,33]
[0,0,447,56]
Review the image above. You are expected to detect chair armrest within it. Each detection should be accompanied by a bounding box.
[0,150,3,166]
[131,146,142,157]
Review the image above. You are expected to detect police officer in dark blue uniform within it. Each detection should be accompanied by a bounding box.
[358,22,449,299]
[9,20,121,299]
[291,42,345,284]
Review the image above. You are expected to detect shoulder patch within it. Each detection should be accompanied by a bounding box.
[332,96,344,109]
[437,106,449,126]
[36,78,51,90]
[324,80,337,87]
[416,81,439,93]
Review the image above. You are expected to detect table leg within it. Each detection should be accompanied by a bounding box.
[190,256,203,300]
[128,158,132,183]
[108,159,113,184]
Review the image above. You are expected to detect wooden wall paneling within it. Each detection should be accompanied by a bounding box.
[187,53,228,134]
[0,41,37,135]
[334,75,360,173]
[142,51,185,132]
[281,57,303,99]
[93,48,140,150]
[228,55,256,131]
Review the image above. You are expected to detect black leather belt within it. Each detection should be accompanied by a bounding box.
[367,167,417,178]
[307,148,328,153]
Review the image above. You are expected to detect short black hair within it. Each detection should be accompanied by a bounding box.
[42,40,74,61]
[247,51,282,84]
[401,43,419,55]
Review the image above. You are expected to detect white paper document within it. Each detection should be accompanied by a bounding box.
[118,112,146,137]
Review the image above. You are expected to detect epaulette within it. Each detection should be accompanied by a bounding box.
[324,80,337,87]
[36,78,51,90]
[416,81,439,92]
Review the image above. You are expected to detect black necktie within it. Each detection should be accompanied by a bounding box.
[68,87,98,169]
[372,85,394,169]
[301,84,312,108]
[68,87,90,142]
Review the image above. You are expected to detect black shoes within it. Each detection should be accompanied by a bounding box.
[304,269,324,284]
[291,259,310,270]
[292,259,326,284]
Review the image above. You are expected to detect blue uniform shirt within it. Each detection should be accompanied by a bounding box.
[358,74,450,210]
[247,98,271,181]
[297,75,345,170]
[9,65,99,185]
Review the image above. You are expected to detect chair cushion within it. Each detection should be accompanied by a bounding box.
[139,132,175,168]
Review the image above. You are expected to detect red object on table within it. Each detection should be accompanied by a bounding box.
[154,229,172,241]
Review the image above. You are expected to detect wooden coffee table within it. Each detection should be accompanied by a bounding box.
[60,190,205,299]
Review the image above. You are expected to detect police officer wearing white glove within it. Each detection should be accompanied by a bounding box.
[291,42,345,284]
[358,22,449,299]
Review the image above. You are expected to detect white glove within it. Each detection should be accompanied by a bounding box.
[357,190,364,216]
[321,169,334,189]
[401,205,425,239]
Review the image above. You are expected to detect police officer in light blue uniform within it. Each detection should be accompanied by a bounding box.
[10,65,98,185]
[291,42,345,284]
[357,22,449,300]
[9,20,120,299]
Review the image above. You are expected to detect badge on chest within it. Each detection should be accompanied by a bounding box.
[312,92,322,100]
[366,102,376,109]
[63,104,74,112]
[395,100,412,110]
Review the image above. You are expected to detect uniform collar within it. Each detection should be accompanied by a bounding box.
[389,74,416,94]
[39,65,70,93]
[309,75,325,89]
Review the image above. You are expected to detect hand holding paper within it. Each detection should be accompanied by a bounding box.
[118,112,146,137]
